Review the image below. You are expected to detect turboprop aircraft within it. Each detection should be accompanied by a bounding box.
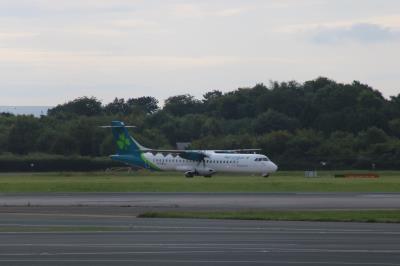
[105,121,278,177]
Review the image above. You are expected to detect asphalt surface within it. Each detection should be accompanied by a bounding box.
[0,213,399,266]
[1,192,400,211]
[1,193,400,265]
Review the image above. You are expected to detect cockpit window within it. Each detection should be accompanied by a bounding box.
[255,157,270,162]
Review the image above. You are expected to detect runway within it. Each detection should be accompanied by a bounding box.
[1,193,400,265]
[0,213,399,266]
[1,192,400,211]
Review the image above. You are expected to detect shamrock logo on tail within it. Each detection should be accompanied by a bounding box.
[117,133,130,150]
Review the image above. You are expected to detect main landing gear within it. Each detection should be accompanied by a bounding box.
[185,172,194,178]
[184,171,214,178]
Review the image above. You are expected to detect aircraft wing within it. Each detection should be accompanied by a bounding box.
[213,149,261,153]
[142,148,261,153]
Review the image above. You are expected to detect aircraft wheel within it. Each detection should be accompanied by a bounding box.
[203,175,212,178]
[262,173,269,178]
[185,173,194,178]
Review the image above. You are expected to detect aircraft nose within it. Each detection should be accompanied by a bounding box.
[269,162,278,172]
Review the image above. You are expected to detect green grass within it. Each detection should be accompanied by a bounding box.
[0,170,399,192]
[138,210,400,223]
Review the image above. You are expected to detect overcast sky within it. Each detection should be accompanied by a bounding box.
[0,0,399,105]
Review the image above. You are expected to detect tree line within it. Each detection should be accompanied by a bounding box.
[1,77,400,170]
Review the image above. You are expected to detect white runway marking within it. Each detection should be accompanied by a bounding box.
[0,259,398,265]
[0,223,398,234]
[1,248,399,255]
[1,229,400,235]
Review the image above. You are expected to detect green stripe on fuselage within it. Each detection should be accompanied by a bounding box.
[140,152,162,171]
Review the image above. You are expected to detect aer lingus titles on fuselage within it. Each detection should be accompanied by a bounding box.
[105,121,278,177]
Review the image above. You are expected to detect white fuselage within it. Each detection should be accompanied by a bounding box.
[143,151,278,176]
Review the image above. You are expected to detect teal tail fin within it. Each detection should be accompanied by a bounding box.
[111,121,146,155]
